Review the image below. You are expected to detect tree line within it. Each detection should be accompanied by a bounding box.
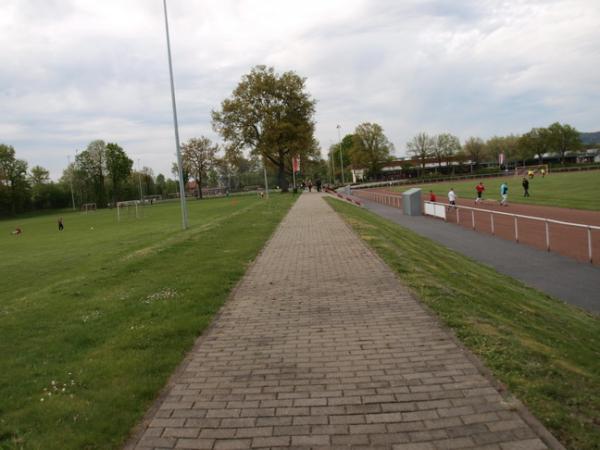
[407,123,583,173]
[1,64,592,215]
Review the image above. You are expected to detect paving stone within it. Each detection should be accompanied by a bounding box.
[129,194,556,450]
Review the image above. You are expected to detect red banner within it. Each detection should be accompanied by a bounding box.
[292,156,300,172]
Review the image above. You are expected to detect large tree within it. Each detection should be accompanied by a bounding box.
[77,140,107,207]
[462,137,486,169]
[406,132,434,175]
[546,122,582,163]
[181,136,218,199]
[105,143,133,204]
[349,123,393,179]
[431,133,460,169]
[212,65,317,192]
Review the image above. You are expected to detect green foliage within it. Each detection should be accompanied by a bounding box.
[212,65,317,191]
[328,198,600,450]
[350,122,394,178]
[105,143,133,203]
[76,140,108,207]
[181,136,219,199]
[0,144,30,215]
[0,194,296,449]
[546,122,582,163]
[406,132,434,171]
[462,136,486,166]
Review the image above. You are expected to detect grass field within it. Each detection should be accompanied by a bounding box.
[0,195,296,450]
[390,170,600,210]
[327,198,600,450]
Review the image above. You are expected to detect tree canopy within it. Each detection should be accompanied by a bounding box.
[350,123,394,178]
[212,65,317,192]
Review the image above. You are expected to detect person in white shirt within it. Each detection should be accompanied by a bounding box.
[448,188,457,210]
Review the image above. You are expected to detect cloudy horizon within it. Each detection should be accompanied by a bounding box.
[2,0,599,180]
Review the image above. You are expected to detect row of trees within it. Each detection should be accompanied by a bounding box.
[405,123,583,176]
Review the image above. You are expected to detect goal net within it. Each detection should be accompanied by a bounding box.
[116,200,144,222]
[81,203,97,214]
[514,164,549,177]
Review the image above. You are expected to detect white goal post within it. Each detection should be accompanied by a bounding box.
[514,164,549,177]
[116,200,143,222]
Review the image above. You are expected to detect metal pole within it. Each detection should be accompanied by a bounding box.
[588,227,593,263]
[545,221,550,251]
[163,0,188,230]
[514,216,519,242]
[337,125,345,185]
[491,213,495,235]
[67,155,76,210]
[471,210,475,229]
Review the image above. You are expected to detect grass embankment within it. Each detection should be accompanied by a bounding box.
[391,170,600,210]
[0,194,296,450]
[327,198,600,450]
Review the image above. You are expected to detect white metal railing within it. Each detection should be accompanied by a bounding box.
[424,201,599,263]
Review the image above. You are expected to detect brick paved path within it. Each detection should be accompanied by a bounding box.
[130,193,557,450]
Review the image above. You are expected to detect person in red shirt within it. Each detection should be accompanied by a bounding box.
[429,191,437,202]
[475,182,485,204]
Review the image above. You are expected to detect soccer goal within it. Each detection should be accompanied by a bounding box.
[514,164,549,177]
[81,203,97,214]
[116,200,143,222]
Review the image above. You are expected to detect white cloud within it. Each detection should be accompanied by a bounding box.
[1,0,599,179]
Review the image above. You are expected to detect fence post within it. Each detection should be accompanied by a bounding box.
[471,210,475,229]
[457,209,460,224]
[545,221,550,251]
[490,213,494,235]
[514,216,519,242]
[588,227,593,263]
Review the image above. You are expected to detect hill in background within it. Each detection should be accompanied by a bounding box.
[580,131,600,145]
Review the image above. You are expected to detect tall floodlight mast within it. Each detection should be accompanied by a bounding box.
[162,0,188,229]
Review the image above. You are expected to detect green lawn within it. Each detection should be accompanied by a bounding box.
[327,198,600,450]
[0,195,296,450]
[390,170,600,210]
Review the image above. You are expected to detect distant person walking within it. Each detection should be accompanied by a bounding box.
[447,188,457,210]
[429,191,437,202]
[500,182,509,206]
[307,180,313,192]
[522,178,530,197]
[475,182,485,204]
[541,168,546,177]
[58,217,64,231]
[315,179,322,192]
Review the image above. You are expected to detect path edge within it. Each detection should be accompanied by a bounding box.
[324,195,566,450]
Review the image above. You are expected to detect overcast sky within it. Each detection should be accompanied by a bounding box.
[2,0,599,179]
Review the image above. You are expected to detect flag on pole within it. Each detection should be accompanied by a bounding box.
[498,152,505,166]
[292,155,300,172]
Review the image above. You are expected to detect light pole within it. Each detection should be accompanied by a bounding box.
[337,125,345,185]
[163,0,188,229]
[67,155,75,210]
